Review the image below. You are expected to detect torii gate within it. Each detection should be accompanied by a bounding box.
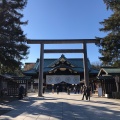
[27,39,98,97]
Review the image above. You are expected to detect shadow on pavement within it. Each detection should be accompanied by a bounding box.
[0,93,120,120]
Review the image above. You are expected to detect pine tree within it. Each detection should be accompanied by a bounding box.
[97,0,120,66]
[0,0,29,71]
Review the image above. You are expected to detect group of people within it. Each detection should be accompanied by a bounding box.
[82,85,91,101]
[73,86,81,94]
[42,85,91,101]
[52,85,71,95]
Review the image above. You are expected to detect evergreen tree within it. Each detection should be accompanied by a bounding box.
[112,60,120,67]
[96,0,120,66]
[0,0,29,71]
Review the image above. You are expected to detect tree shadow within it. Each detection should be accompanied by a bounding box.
[0,94,120,120]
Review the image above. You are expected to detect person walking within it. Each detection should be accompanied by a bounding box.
[86,86,91,101]
[56,86,59,94]
[80,86,83,94]
[77,86,80,94]
[82,85,86,100]
[43,86,45,94]
[52,85,54,94]
[73,86,76,94]
[67,87,71,95]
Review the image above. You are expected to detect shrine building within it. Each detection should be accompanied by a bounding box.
[23,54,99,92]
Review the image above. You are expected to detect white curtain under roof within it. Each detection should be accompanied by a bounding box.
[46,75,80,84]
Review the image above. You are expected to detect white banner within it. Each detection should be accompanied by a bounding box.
[46,75,80,84]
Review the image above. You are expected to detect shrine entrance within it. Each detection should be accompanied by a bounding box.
[46,75,80,92]
[55,82,72,92]
[27,39,98,96]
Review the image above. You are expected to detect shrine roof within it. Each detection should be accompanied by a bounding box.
[22,69,37,75]
[23,54,98,75]
[98,67,120,76]
[89,69,99,74]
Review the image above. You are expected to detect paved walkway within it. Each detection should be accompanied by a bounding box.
[0,92,120,120]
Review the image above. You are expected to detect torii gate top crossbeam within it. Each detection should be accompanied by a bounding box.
[27,39,98,44]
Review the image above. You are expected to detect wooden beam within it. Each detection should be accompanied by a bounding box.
[44,49,84,53]
[27,39,98,44]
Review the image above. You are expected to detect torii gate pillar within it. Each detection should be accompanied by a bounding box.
[83,42,89,86]
[38,43,44,96]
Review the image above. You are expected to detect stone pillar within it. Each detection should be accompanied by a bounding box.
[38,43,44,97]
[83,42,89,87]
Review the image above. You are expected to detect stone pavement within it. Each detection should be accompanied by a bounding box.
[0,92,120,120]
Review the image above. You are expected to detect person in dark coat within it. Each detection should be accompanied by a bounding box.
[67,87,71,95]
[56,86,59,94]
[73,86,76,94]
[19,86,24,99]
[82,85,86,100]
[52,85,54,94]
[77,86,80,94]
[43,86,45,94]
[86,86,91,101]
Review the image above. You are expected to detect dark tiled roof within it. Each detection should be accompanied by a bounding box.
[23,55,98,75]
[23,69,37,75]
[98,67,120,76]
[72,67,84,72]
[103,68,120,74]
[45,58,91,69]
[47,54,67,67]
[0,74,13,80]
[89,69,99,74]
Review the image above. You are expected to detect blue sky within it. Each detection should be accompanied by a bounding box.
[21,0,112,65]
